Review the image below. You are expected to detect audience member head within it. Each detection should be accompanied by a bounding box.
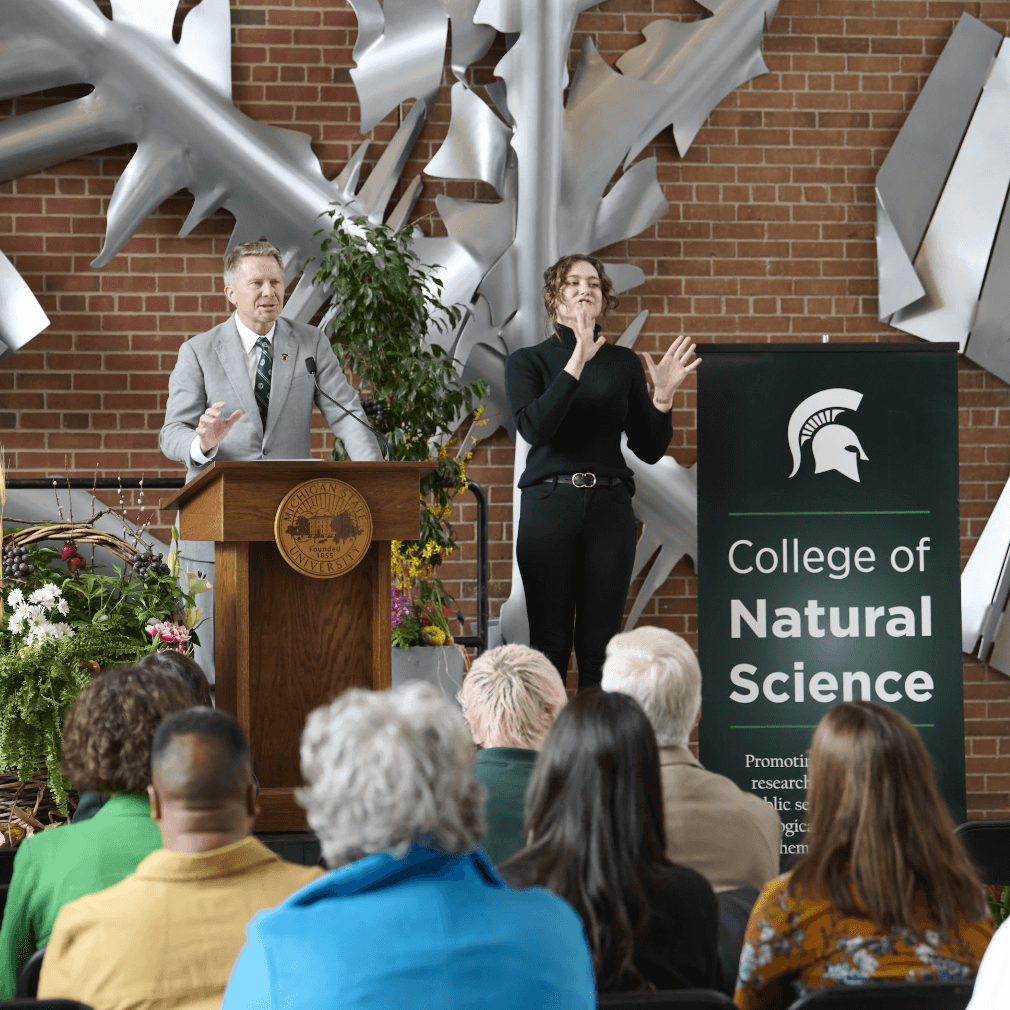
[601,626,701,746]
[137,649,213,707]
[457,644,567,750]
[500,689,667,989]
[61,663,197,794]
[298,682,486,869]
[149,707,256,853]
[792,701,983,932]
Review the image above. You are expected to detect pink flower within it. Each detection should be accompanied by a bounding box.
[442,604,449,617]
[148,620,191,646]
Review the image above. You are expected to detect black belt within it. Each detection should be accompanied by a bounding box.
[540,473,624,488]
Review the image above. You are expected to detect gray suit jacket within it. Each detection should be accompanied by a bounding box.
[159,314,381,484]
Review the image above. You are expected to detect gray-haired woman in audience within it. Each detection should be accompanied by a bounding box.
[458,644,568,863]
[222,682,594,1010]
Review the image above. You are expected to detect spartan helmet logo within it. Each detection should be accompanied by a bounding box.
[787,388,868,483]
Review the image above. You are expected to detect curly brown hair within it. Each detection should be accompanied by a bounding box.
[542,254,619,334]
[61,663,198,793]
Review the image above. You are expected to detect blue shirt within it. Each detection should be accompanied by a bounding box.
[221,842,595,1010]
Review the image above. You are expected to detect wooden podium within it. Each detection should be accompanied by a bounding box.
[161,460,434,830]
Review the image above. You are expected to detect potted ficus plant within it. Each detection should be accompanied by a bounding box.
[312,214,487,691]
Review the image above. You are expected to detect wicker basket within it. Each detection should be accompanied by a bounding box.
[0,752,75,846]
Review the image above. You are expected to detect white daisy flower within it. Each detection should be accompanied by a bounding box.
[6,588,24,607]
[28,585,57,609]
[55,598,69,616]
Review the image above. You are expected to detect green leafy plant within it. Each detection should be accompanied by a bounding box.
[988,886,1010,925]
[0,526,208,812]
[313,215,487,647]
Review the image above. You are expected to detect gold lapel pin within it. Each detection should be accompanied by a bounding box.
[281,353,288,361]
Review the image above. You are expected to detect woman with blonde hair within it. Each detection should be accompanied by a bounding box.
[458,644,567,863]
[734,701,993,1008]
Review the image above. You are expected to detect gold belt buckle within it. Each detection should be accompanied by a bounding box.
[572,472,596,488]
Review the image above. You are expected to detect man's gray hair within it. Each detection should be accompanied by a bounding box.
[601,626,701,747]
[223,239,284,287]
[457,644,567,750]
[297,682,487,868]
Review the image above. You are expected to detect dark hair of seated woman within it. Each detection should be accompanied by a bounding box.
[498,688,718,992]
[136,649,213,708]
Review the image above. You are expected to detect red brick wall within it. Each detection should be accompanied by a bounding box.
[2,0,1009,819]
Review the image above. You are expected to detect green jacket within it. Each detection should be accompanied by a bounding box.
[472,747,537,865]
[0,792,162,998]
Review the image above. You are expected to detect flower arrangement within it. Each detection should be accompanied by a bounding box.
[0,520,209,812]
[311,215,488,648]
[988,886,1010,925]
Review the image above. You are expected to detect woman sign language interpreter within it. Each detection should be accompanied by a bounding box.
[505,254,699,690]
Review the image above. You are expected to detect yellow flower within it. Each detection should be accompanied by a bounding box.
[422,625,446,645]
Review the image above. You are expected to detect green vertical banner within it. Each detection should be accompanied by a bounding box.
[697,343,965,858]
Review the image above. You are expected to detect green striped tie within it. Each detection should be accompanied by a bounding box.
[254,336,272,426]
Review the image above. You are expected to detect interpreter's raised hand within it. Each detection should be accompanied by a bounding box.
[563,303,605,381]
[644,335,700,412]
[197,400,243,453]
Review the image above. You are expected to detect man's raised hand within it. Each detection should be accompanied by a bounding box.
[197,401,243,453]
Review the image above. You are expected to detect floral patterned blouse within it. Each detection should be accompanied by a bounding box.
[733,872,994,1009]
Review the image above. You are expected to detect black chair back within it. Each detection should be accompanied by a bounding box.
[0,1002,94,1009]
[955,820,1010,886]
[16,945,46,999]
[715,886,759,993]
[597,989,735,1008]
[786,980,974,1009]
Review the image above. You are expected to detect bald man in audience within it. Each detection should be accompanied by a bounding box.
[38,708,321,1010]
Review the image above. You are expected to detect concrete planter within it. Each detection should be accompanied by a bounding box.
[391,645,465,696]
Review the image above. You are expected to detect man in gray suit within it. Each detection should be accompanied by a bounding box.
[160,239,381,680]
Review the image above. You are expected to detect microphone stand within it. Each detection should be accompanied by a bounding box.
[304,357,391,461]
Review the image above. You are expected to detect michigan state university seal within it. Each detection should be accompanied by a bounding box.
[274,479,373,578]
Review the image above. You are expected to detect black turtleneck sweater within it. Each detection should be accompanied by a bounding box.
[506,324,673,488]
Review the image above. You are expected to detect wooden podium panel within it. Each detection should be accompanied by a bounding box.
[161,460,424,543]
[215,538,391,790]
[162,461,431,831]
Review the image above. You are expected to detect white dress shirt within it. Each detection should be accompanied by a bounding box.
[967,916,1010,1009]
[190,314,276,466]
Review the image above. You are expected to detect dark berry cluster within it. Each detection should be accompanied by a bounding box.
[362,398,389,431]
[2,544,34,580]
[131,550,171,579]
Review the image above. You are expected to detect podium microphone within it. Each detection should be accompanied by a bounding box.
[304,357,390,460]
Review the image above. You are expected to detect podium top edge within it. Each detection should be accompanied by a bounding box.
[159,459,438,511]
[693,342,960,354]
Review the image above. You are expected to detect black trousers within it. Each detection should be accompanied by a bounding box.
[516,480,637,690]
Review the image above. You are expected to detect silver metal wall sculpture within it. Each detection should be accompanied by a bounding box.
[876,13,1010,674]
[0,251,49,363]
[0,0,780,641]
[416,0,779,640]
[0,0,430,326]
